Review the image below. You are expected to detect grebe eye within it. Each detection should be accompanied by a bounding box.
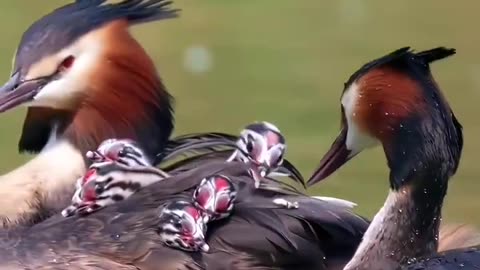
[58,55,75,73]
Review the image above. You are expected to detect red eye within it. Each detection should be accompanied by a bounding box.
[59,55,75,72]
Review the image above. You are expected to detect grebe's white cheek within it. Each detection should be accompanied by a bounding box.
[345,121,379,157]
[341,82,379,156]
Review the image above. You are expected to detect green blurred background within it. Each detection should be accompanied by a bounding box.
[0,1,479,224]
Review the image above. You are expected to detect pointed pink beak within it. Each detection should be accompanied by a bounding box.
[307,127,354,186]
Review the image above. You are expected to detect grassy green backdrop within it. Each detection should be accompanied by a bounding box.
[0,1,479,224]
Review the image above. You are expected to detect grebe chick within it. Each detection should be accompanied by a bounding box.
[62,139,168,217]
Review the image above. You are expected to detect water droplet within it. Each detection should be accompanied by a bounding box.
[399,124,404,128]
[390,251,395,256]
[398,209,403,213]
[415,230,420,236]
[407,257,418,264]
[402,151,406,155]
[369,103,373,107]
[459,263,465,267]
[423,188,428,194]
[112,234,121,240]
[385,112,389,116]
[353,112,357,117]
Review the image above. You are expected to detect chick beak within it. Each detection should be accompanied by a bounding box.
[249,165,269,188]
[200,242,210,252]
[307,127,354,187]
[0,72,45,113]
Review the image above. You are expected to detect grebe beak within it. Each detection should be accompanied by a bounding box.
[308,127,354,186]
[0,72,47,113]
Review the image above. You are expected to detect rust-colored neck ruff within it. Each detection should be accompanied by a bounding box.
[20,21,174,160]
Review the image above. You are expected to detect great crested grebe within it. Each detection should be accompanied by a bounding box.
[0,1,370,269]
[307,47,480,269]
[0,0,176,227]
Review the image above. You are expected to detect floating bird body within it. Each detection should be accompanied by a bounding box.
[0,160,369,270]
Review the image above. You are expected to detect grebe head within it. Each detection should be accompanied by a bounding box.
[157,200,209,252]
[193,174,237,222]
[230,121,286,184]
[86,138,151,167]
[308,47,463,190]
[0,0,179,157]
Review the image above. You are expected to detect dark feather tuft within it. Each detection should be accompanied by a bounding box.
[14,0,180,72]
[343,46,456,91]
[156,132,239,165]
[415,47,456,64]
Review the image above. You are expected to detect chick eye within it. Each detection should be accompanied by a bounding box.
[270,150,284,167]
[118,146,132,157]
[246,140,253,153]
[58,55,75,72]
[246,135,255,153]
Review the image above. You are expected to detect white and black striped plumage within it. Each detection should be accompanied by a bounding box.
[158,199,210,252]
[86,138,152,167]
[62,161,167,217]
[62,139,168,217]
[192,174,237,222]
[226,122,287,188]
[159,121,304,188]
[158,175,237,252]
